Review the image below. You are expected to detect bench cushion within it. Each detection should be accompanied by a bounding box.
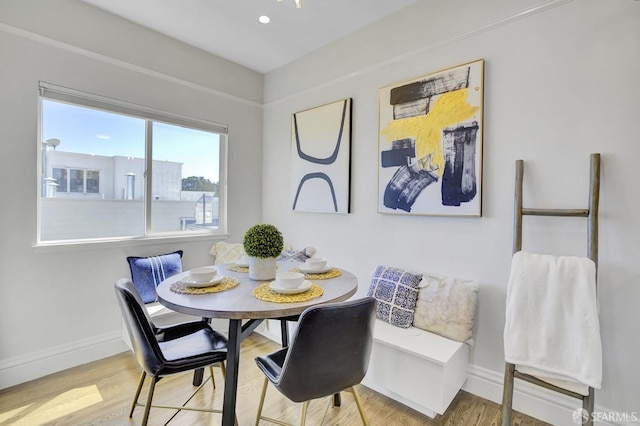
[413,273,478,343]
[367,266,422,328]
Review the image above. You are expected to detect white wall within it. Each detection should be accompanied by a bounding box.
[0,0,263,388]
[262,0,640,423]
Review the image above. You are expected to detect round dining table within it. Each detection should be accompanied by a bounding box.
[156,262,358,426]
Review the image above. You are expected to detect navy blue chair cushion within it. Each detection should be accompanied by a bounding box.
[127,251,183,303]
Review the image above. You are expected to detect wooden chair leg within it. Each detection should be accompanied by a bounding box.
[351,386,369,425]
[255,377,269,426]
[501,363,515,426]
[129,371,146,417]
[141,376,157,426]
[299,400,310,426]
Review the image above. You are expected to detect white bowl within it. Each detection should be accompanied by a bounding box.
[188,267,218,283]
[276,271,305,289]
[305,258,327,271]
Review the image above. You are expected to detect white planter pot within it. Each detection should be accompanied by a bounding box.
[248,256,277,281]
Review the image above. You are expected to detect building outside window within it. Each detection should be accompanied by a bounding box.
[38,83,227,243]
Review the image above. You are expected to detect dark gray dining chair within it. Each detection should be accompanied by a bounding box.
[254,297,376,426]
[115,278,230,426]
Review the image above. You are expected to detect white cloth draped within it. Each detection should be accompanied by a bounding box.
[504,251,602,395]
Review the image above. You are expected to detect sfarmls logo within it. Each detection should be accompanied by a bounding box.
[572,408,639,424]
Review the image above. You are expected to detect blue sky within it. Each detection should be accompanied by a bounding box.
[42,100,220,182]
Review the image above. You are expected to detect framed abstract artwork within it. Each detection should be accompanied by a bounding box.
[290,98,352,213]
[378,59,484,216]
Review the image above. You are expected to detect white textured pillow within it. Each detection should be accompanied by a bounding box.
[209,242,246,264]
[412,273,478,343]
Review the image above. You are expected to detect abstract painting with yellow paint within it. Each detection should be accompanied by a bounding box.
[378,59,484,216]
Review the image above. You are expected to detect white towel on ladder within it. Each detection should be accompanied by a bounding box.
[504,251,602,395]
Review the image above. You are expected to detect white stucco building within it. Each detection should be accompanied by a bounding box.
[40,150,218,239]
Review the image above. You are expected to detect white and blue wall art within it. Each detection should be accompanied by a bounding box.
[290,98,352,213]
[378,60,484,216]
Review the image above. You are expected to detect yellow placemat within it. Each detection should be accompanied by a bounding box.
[252,282,324,303]
[227,264,249,273]
[170,277,240,295]
[289,267,342,280]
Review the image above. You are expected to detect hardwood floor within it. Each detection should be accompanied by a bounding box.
[0,333,549,425]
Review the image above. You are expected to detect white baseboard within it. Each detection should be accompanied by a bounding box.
[464,364,619,426]
[0,331,127,390]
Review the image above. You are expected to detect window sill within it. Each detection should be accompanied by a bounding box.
[33,233,230,254]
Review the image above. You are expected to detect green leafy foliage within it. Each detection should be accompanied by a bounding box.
[243,224,284,258]
[182,176,218,192]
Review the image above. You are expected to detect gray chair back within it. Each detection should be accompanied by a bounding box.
[276,297,376,402]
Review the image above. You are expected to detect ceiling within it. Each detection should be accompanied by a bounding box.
[82,0,418,74]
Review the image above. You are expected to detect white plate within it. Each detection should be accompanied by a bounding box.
[298,264,332,274]
[183,275,224,288]
[269,280,312,294]
[235,261,249,267]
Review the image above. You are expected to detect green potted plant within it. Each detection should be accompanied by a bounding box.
[243,224,284,280]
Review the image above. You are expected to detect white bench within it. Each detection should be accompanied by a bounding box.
[361,319,469,418]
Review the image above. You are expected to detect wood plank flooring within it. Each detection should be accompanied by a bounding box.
[0,333,549,425]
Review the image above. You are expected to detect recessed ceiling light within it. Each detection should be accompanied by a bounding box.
[259,15,270,24]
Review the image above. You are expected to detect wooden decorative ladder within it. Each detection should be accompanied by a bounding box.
[501,153,601,426]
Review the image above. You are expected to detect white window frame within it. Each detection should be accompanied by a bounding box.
[36,82,228,247]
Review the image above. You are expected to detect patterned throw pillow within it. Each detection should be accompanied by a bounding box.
[210,242,246,265]
[366,266,423,328]
[127,251,183,303]
[412,273,478,343]
[277,247,316,262]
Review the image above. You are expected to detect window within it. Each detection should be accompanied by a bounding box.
[38,83,227,243]
[52,168,67,193]
[52,167,100,194]
[69,169,85,193]
[86,170,100,193]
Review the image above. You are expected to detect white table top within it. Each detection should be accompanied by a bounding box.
[156,262,358,320]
